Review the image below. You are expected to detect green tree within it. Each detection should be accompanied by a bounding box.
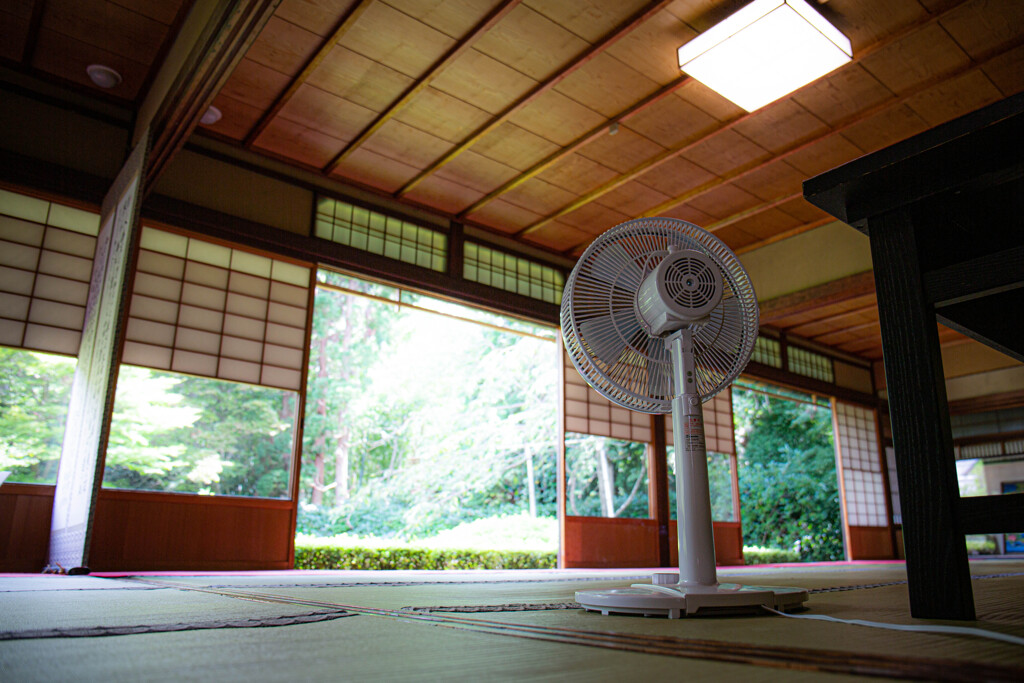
[298,282,561,541]
[103,367,297,497]
[301,278,397,507]
[565,435,648,519]
[0,348,75,483]
[733,388,843,561]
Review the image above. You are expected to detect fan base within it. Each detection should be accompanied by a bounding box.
[576,576,807,618]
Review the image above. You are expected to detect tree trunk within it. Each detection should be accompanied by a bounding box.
[312,453,325,506]
[525,447,537,518]
[310,333,329,506]
[334,422,351,505]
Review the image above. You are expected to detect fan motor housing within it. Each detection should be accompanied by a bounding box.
[636,249,723,336]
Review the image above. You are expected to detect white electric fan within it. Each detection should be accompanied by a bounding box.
[561,217,807,618]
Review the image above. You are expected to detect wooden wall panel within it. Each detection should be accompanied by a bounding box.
[563,516,744,569]
[668,521,744,567]
[89,490,296,571]
[847,525,898,560]
[562,516,660,568]
[0,484,55,573]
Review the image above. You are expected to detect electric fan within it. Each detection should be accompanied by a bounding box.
[561,217,807,618]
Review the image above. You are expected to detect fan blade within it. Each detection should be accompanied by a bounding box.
[584,242,644,291]
[579,310,644,367]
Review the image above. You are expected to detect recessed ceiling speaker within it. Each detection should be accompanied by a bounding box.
[85,64,122,89]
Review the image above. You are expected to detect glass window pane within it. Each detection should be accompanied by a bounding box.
[564,433,649,518]
[103,365,297,499]
[0,347,76,484]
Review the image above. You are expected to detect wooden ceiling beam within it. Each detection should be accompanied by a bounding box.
[789,303,880,336]
[20,0,47,66]
[458,74,689,219]
[838,336,886,354]
[243,0,374,148]
[809,319,882,345]
[517,1,968,240]
[759,271,876,325]
[394,0,675,197]
[144,0,281,191]
[323,0,523,174]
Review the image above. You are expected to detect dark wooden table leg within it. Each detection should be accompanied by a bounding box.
[867,208,975,620]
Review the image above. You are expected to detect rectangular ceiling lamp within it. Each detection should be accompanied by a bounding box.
[678,0,852,112]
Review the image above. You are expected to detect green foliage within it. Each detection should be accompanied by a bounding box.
[734,389,844,562]
[565,435,648,519]
[299,281,560,542]
[668,449,735,521]
[103,367,295,497]
[0,348,75,483]
[743,546,800,564]
[965,535,997,555]
[294,539,556,570]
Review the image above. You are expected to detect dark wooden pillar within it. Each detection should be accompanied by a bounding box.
[649,413,670,567]
[867,208,973,619]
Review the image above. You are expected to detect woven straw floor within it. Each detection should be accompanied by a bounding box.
[2,560,1023,681]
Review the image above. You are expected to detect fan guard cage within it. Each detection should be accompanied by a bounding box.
[561,217,758,414]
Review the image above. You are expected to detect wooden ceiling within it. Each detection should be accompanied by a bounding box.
[3,0,1023,363]
[757,271,972,360]
[1,0,194,100]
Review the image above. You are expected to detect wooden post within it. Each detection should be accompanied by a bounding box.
[48,132,149,572]
[650,413,670,567]
[867,208,974,620]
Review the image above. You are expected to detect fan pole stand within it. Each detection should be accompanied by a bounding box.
[576,330,808,618]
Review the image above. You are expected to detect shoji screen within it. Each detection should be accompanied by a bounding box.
[834,402,888,527]
[562,347,652,442]
[122,227,312,391]
[0,189,100,355]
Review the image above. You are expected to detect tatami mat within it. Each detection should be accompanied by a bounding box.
[2,561,1023,681]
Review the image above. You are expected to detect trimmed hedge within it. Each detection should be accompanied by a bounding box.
[966,537,997,555]
[743,547,800,565]
[295,543,557,570]
[295,542,800,570]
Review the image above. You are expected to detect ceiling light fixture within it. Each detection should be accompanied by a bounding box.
[677,0,851,112]
[85,64,122,89]
[200,106,222,125]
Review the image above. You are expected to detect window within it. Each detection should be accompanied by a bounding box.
[834,401,887,527]
[464,242,564,305]
[562,348,652,442]
[666,447,736,521]
[315,196,447,272]
[102,366,297,498]
[750,335,782,368]
[787,345,834,383]
[565,434,649,518]
[665,389,737,521]
[0,347,76,484]
[103,228,313,499]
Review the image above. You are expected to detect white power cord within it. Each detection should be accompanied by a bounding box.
[763,606,1024,647]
